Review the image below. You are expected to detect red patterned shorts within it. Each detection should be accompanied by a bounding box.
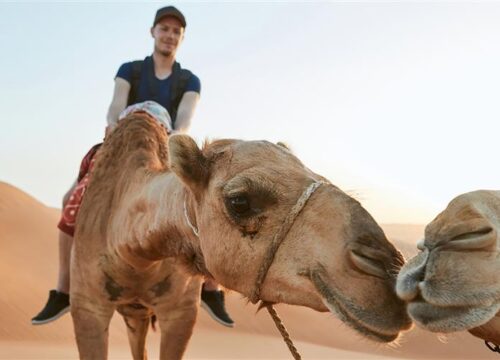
[57,144,101,236]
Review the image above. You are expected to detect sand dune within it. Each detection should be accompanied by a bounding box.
[0,181,496,359]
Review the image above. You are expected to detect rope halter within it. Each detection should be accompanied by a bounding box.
[248,180,324,304]
[183,179,326,360]
[183,198,199,237]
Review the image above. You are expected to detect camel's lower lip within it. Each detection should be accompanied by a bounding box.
[322,298,400,342]
[408,301,500,333]
[310,270,400,342]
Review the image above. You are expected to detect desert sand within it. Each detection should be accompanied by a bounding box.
[0,181,496,359]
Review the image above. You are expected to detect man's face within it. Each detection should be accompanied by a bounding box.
[151,16,184,57]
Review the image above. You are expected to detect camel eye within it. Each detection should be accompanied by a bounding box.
[228,195,251,216]
[222,181,277,222]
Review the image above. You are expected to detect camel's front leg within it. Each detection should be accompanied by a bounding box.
[154,300,199,360]
[118,304,153,360]
[123,316,150,360]
[71,293,115,360]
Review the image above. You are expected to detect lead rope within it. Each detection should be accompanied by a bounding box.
[183,180,325,360]
[264,302,302,360]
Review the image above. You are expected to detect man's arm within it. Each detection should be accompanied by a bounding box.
[173,91,200,133]
[106,78,131,129]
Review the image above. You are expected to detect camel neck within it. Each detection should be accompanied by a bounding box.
[109,173,207,274]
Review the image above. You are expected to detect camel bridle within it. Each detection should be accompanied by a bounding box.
[183,179,326,360]
[248,180,325,305]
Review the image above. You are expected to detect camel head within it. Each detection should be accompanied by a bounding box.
[168,135,411,342]
[396,190,500,340]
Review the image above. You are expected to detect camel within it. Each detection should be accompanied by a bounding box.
[396,190,500,346]
[71,113,412,360]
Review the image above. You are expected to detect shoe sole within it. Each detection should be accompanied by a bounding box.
[31,306,70,325]
[200,301,234,328]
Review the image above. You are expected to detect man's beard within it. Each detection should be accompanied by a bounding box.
[159,49,173,57]
[156,45,173,58]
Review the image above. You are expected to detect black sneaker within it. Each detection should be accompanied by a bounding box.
[31,290,70,325]
[200,287,234,328]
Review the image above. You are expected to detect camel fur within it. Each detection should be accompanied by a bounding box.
[397,190,500,344]
[71,113,411,359]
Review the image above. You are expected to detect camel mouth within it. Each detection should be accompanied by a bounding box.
[309,269,401,343]
[407,300,500,333]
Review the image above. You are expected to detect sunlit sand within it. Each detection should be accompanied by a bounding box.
[0,181,495,359]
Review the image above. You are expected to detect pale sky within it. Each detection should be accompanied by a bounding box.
[1,2,499,224]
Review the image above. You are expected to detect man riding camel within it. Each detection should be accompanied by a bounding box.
[32,5,234,329]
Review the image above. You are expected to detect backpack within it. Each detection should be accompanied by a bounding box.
[127,58,192,126]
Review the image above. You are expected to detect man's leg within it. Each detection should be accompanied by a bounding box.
[32,180,76,326]
[200,279,234,327]
[32,175,81,325]
[31,231,72,325]
[56,231,73,293]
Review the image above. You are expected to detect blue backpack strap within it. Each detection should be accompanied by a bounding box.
[169,61,192,126]
[127,60,144,106]
[127,58,192,125]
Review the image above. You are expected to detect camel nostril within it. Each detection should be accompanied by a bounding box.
[448,226,496,250]
[349,250,387,279]
[451,226,493,240]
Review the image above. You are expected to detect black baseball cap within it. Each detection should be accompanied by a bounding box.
[153,6,186,28]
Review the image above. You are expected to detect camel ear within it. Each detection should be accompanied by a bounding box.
[168,135,209,192]
[276,141,291,150]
